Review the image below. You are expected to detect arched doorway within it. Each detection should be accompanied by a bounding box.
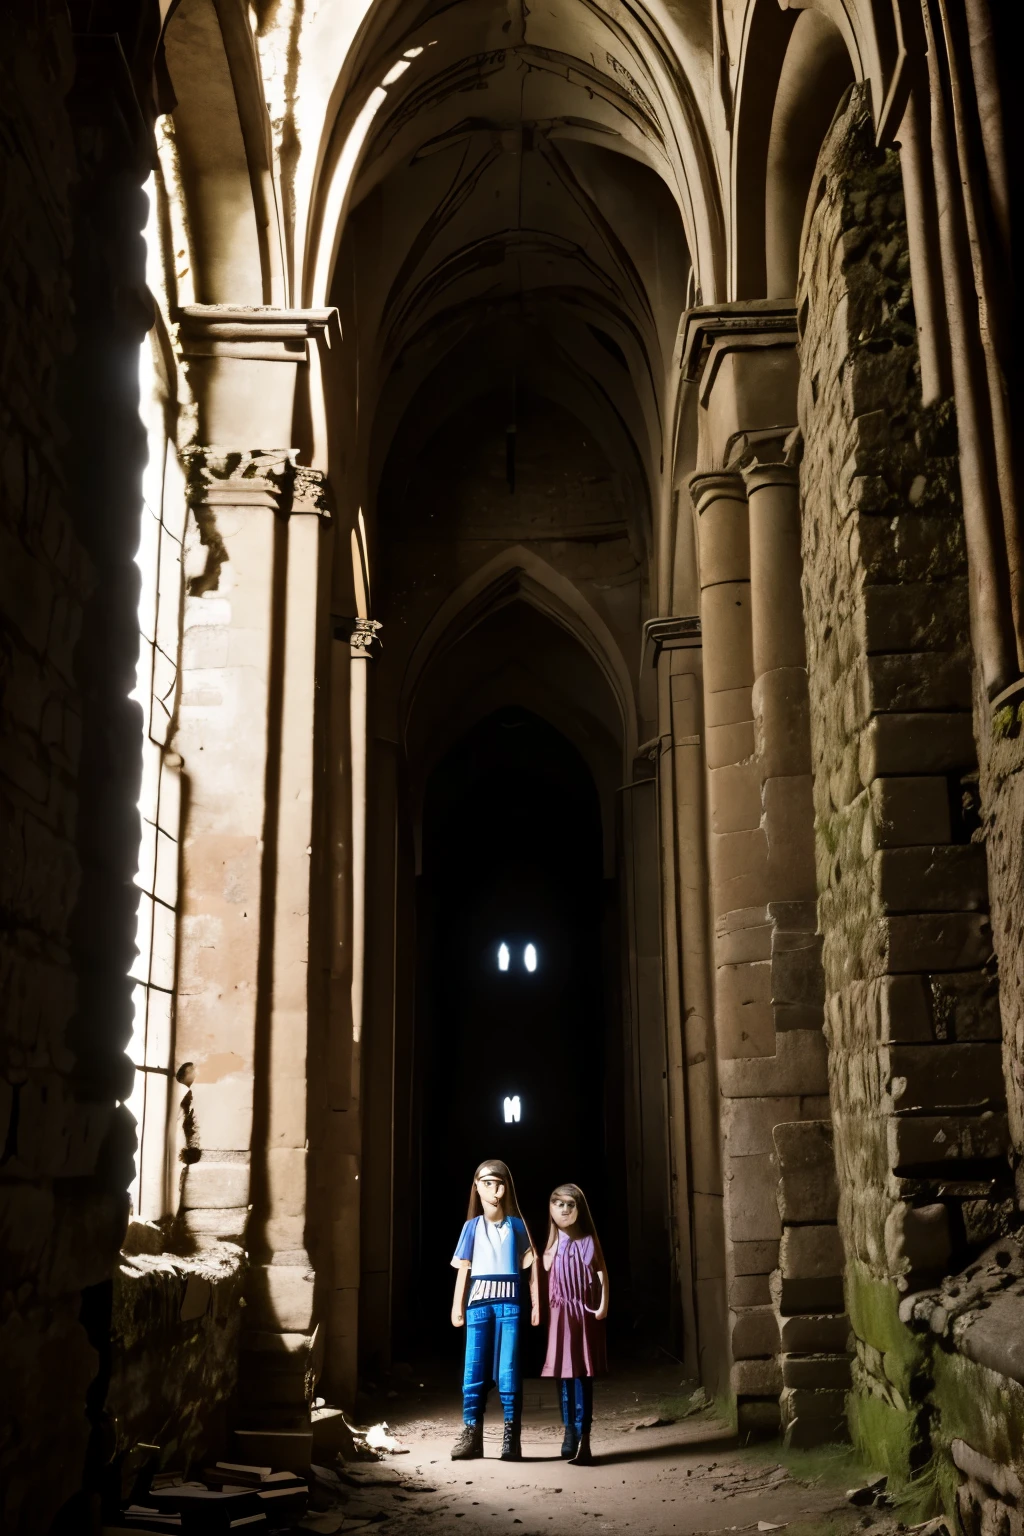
[411,706,612,1361]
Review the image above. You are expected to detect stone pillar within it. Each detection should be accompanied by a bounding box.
[175,451,292,1249]
[744,459,847,1447]
[241,471,330,1432]
[691,470,784,1431]
[650,616,725,1394]
[319,623,361,1400]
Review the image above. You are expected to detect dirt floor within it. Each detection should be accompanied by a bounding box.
[302,1361,892,1536]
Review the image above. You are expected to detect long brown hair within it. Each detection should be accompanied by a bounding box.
[466,1160,535,1253]
[546,1183,605,1268]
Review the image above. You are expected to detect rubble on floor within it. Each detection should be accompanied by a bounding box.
[103,1414,417,1534]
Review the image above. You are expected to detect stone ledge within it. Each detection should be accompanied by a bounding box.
[899,1233,1024,1385]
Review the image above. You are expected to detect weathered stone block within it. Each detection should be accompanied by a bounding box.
[737,1398,782,1437]
[731,1305,779,1359]
[771,935,825,1008]
[878,913,992,973]
[181,1159,251,1209]
[855,511,967,583]
[723,1096,805,1157]
[929,971,1002,1041]
[858,712,976,781]
[731,1273,772,1307]
[886,1042,1004,1111]
[865,652,971,713]
[868,777,952,849]
[880,974,934,1041]
[886,1113,1008,1170]
[707,719,757,770]
[725,1152,783,1242]
[771,1269,846,1316]
[753,668,812,779]
[731,1357,783,1395]
[780,1387,849,1447]
[713,830,771,919]
[732,1238,780,1275]
[774,1121,839,1223]
[719,1028,828,1097]
[778,1313,851,1352]
[716,905,772,964]
[873,845,988,914]
[710,761,762,834]
[248,1263,315,1331]
[183,1207,249,1241]
[780,1223,844,1278]
[717,960,775,1057]
[781,1353,851,1389]
[861,582,969,654]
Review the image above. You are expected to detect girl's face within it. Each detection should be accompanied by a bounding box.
[550,1192,578,1231]
[476,1172,506,1215]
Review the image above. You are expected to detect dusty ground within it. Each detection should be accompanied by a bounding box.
[303,1361,887,1536]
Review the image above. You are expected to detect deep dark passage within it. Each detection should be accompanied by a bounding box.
[408,708,614,1363]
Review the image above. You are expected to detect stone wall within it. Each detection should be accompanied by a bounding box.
[0,9,120,1530]
[798,86,1008,1484]
[982,722,1024,1190]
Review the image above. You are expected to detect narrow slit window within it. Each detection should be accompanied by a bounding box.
[503,1095,521,1124]
[524,943,537,973]
[497,941,510,972]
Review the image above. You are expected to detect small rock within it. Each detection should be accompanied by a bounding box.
[847,1476,887,1507]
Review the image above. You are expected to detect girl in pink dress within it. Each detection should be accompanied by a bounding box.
[541,1183,608,1465]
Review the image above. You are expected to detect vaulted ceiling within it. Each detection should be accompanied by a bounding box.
[326,0,709,533]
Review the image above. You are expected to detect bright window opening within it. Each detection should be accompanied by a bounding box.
[524,943,538,973]
[497,942,510,972]
[503,1095,521,1124]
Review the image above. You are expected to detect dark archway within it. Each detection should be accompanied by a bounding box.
[404,707,622,1365]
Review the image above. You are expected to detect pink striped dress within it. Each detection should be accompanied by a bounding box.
[541,1233,607,1378]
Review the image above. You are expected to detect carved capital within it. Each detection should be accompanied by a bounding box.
[182,448,330,519]
[349,617,382,661]
[292,466,332,520]
[741,461,799,495]
[688,469,746,515]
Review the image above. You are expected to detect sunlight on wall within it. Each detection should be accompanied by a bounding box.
[124,171,186,1225]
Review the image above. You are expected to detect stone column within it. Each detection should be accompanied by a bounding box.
[175,451,292,1249]
[320,624,359,1400]
[241,470,330,1433]
[743,459,846,1446]
[650,616,725,1394]
[691,471,783,1432]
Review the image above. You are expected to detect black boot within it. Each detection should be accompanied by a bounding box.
[560,1381,578,1458]
[500,1419,522,1461]
[569,1429,593,1466]
[451,1422,483,1460]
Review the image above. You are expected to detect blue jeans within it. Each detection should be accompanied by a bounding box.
[560,1377,594,1434]
[462,1302,522,1424]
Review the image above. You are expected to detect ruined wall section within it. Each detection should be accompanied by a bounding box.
[0,7,130,1528]
[797,88,1007,1480]
[984,708,1024,1186]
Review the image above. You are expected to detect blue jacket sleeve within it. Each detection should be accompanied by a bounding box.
[452,1218,475,1265]
[513,1217,534,1267]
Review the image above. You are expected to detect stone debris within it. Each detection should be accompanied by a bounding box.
[108,1460,316,1533]
[846,1477,888,1508]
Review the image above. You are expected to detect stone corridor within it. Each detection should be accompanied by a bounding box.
[3,0,1024,1532]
